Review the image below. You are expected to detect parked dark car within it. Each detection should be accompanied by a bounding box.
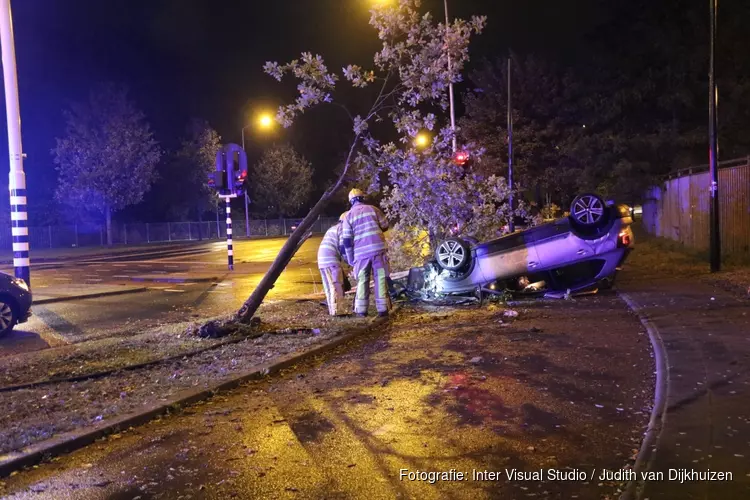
[0,272,32,336]
[408,193,635,296]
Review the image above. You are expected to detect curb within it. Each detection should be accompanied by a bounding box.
[0,308,397,477]
[129,276,218,284]
[32,287,149,305]
[618,291,670,500]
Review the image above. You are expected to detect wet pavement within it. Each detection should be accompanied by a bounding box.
[0,237,324,357]
[618,277,750,499]
[0,293,652,499]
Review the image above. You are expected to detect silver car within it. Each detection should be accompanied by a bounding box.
[409,193,635,296]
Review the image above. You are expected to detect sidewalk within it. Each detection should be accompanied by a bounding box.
[617,234,750,499]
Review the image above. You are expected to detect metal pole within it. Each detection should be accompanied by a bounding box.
[708,0,720,272]
[146,223,150,243]
[244,192,250,238]
[0,0,29,286]
[444,0,456,153]
[225,196,234,271]
[507,56,515,233]
[167,222,171,241]
[216,205,220,238]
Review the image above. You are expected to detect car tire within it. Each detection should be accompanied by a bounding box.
[435,238,470,272]
[570,193,608,228]
[0,296,18,337]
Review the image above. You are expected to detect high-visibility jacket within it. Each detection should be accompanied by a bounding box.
[317,223,344,269]
[342,202,389,262]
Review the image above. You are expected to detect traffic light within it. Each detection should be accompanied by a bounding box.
[234,169,248,194]
[208,170,227,190]
[453,150,470,166]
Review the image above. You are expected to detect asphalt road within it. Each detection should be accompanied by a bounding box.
[0,236,325,356]
[0,295,653,499]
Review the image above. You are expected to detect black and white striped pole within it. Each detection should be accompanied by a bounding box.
[225,196,233,271]
[0,0,30,287]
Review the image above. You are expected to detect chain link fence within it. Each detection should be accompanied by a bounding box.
[0,217,340,250]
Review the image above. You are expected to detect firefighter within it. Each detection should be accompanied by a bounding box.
[342,188,391,317]
[317,212,348,316]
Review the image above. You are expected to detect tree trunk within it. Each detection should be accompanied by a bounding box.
[237,188,337,323]
[236,135,361,324]
[105,205,113,246]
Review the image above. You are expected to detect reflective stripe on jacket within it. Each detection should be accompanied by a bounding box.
[317,224,343,269]
[342,203,388,262]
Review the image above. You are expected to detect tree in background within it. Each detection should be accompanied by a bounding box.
[176,119,222,230]
[52,83,162,245]
[250,143,313,218]
[461,55,586,207]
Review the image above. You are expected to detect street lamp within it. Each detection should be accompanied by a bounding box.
[414,132,431,149]
[241,111,276,237]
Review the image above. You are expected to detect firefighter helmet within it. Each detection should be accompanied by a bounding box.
[348,188,365,203]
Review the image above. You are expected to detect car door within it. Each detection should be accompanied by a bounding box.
[530,218,593,270]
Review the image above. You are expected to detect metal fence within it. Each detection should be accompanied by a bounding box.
[642,156,750,257]
[0,217,340,250]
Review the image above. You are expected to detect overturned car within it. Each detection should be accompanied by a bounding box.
[406,193,634,298]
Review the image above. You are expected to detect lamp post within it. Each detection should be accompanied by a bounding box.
[443,0,457,153]
[240,113,274,238]
[708,0,720,272]
[0,0,30,286]
[241,124,252,238]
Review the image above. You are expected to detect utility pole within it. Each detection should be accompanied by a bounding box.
[507,56,515,233]
[241,128,251,238]
[708,0,720,272]
[444,0,456,152]
[0,0,30,286]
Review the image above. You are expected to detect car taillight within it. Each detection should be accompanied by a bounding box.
[618,231,631,247]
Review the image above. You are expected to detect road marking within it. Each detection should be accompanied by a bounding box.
[113,264,127,267]
[112,275,131,278]
[148,286,168,290]
[164,289,186,293]
[85,279,104,282]
[52,277,72,281]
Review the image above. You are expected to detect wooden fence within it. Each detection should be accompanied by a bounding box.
[642,156,750,258]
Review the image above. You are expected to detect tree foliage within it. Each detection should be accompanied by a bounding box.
[175,118,222,218]
[52,83,162,227]
[250,143,313,217]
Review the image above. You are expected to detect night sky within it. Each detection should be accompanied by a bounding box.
[4,0,615,205]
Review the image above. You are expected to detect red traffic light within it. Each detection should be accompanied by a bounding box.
[453,150,470,166]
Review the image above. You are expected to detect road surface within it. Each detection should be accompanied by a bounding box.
[0,236,325,356]
[0,294,653,499]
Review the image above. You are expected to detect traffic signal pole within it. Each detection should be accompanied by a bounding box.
[0,0,30,286]
[225,196,234,271]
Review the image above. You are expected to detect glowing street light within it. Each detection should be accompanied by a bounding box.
[414,132,430,148]
[258,113,274,129]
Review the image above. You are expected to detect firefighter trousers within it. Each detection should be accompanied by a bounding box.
[353,252,391,315]
[320,265,346,316]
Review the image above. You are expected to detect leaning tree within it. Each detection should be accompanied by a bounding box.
[236,0,487,322]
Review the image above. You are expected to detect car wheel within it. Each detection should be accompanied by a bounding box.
[570,193,607,228]
[435,238,470,271]
[0,297,17,337]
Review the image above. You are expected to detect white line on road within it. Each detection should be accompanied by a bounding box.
[112,275,131,278]
[164,289,186,293]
